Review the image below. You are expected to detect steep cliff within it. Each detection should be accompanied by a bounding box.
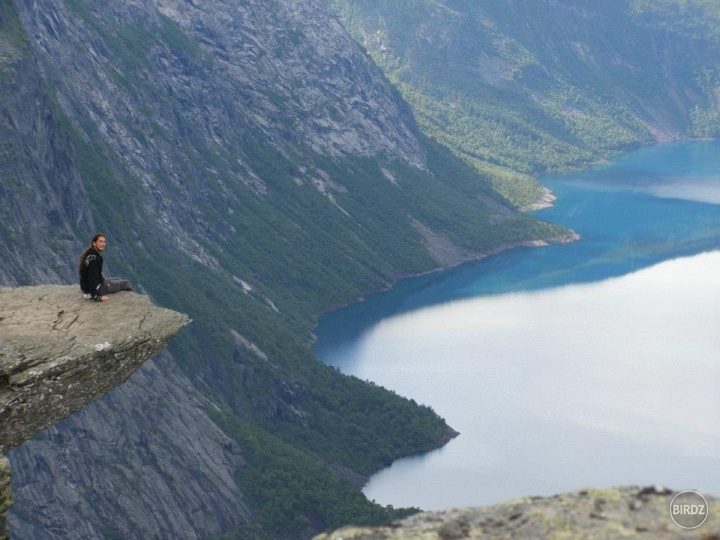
[2,0,568,537]
[0,0,93,285]
[329,0,720,207]
[3,0,714,538]
[0,285,188,539]
[0,285,189,453]
[8,353,251,540]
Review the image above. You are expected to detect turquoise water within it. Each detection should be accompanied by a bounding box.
[313,141,720,509]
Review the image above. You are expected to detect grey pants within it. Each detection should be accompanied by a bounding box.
[97,278,134,295]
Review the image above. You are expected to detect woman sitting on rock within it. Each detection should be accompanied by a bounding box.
[78,233,134,301]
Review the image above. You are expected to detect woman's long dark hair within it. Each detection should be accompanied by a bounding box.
[78,233,105,274]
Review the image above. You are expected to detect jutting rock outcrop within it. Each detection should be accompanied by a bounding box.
[316,486,720,540]
[0,285,188,539]
[0,285,190,453]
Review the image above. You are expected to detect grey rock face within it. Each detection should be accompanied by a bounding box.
[0,285,248,539]
[1,0,448,536]
[8,352,251,540]
[0,285,189,453]
[0,2,93,286]
[14,0,426,262]
[316,485,720,539]
[16,0,425,165]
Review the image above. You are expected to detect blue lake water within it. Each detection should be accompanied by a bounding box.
[314,141,720,510]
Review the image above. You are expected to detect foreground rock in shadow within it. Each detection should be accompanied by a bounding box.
[316,485,720,539]
[0,285,189,453]
[0,457,9,540]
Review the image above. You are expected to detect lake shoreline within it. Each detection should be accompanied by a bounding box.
[314,140,720,510]
[310,229,580,345]
[310,229,579,490]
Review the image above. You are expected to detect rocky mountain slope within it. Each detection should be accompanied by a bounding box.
[0,1,93,285]
[9,352,250,540]
[1,0,566,538]
[2,0,717,538]
[330,0,720,206]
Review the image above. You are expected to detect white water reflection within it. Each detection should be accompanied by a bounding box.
[647,176,720,204]
[351,252,720,509]
[572,174,720,205]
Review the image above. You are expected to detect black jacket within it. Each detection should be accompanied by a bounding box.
[79,248,105,299]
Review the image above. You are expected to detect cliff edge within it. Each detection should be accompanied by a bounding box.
[316,486,720,539]
[0,285,188,539]
[0,285,190,453]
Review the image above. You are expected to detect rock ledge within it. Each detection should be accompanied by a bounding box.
[0,285,189,453]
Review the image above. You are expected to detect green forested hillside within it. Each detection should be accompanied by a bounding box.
[330,0,720,207]
[632,0,720,40]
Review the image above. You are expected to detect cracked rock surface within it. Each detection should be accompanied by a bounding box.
[0,285,189,454]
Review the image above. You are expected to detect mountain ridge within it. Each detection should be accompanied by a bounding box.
[3,0,564,537]
[330,0,720,206]
[1,0,717,538]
